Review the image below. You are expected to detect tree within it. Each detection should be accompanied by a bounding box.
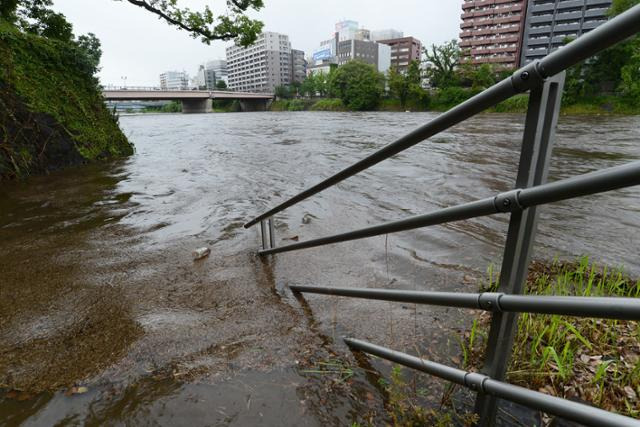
[609,0,640,16]
[387,67,409,106]
[423,40,460,88]
[315,72,330,97]
[2,0,74,42]
[388,60,426,108]
[2,1,265,47]
[215,79,228,90]
[300,73,316,97]
[329,61,384,111]
[560,0,639,103]
[117,0,264,46]
[470,63,495,90]
[76,33,102,75]
[613,0,640,104]
[0,0,20,23]
[274,85,292,99]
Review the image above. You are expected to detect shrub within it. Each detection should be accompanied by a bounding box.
[309,98,346,111]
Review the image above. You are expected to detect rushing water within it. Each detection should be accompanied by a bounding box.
[1,111,639,425]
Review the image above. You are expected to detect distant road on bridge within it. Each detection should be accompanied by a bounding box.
[102,89,274,101]
[102,88,274,113]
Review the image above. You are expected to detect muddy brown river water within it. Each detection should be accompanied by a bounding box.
[1,111,639,426]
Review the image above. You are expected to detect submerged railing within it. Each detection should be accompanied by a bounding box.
[244,6,640,426]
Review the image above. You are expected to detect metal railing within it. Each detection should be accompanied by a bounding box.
[244,6,640,426]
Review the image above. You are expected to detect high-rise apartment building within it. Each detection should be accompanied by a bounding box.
[459,0,528,69]
[378,37,422,72]
[226,32,293,93]
[159,71,189,90]
[290,49,307,84]
[520,0,612,65]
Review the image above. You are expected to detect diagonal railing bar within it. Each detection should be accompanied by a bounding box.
[244,5,640,229]
[289,285,640,320]
[258,160,640,255]
[344,338,640,427]
[244,5,640,424]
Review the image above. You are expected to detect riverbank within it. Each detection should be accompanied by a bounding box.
[458,257,639,421]
[268,95,640,115]
[0,22,132,180]
[382,257,640,425]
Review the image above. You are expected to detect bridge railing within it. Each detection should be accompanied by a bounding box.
[102,85,163,91]
[243,5,640,427]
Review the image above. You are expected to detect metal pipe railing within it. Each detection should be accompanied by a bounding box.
[344,338,640,427]
[244,5,640,229]
[259,160,640,255]
[290,285,640,321]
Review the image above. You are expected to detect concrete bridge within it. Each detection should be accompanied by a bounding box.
[102,89,274,113]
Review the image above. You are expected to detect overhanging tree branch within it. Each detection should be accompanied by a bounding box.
[120,0,264,46]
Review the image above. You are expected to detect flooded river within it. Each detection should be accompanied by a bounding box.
[1,111,639,425]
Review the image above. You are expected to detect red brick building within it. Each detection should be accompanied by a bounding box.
[378,37,423,73]
[459,0,528,69]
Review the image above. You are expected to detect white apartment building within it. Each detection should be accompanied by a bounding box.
[206,60,228,86]
[226,32,293,93]
[159,71,189,90]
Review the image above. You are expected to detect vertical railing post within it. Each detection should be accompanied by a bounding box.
[474,72,566,425]
[268,217,276,249]
[259,217,277,252]
[260,220,268,250]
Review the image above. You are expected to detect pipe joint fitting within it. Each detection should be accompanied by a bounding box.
[494,189,523,213]
[511,61,545,92]
[478,292,505,312]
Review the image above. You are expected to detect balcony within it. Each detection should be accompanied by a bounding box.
[526,36,550,46]
[583,19,607,30]
[586,0,612,6]
[555,11,584,22]
[529,25,552,35]
[554,22,581,32]
[531,3,555,13]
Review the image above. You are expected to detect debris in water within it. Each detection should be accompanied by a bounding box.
[192,247,211,260]
[66,386,88,396]
[463,274,476,284]
[302,213,316,224]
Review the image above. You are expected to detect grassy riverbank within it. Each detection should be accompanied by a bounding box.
[0,22,132,180]
[374,257,640,425]
[268,95,640,115]
[458,257,639,422]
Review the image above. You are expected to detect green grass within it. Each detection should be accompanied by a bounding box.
[461,256,640,418]
[379,364,477,426]
[269,99,316,111]
[309,98,347,111]
[0,22,132,178]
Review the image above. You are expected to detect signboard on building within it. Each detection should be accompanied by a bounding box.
[313,48,333,61]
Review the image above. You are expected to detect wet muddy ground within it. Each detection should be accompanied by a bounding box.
[1,112,639,425]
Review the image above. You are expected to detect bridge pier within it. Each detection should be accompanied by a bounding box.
[239,99,271,112]
[181,99,212,114]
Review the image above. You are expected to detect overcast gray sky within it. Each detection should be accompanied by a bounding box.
[52,0,461,86]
